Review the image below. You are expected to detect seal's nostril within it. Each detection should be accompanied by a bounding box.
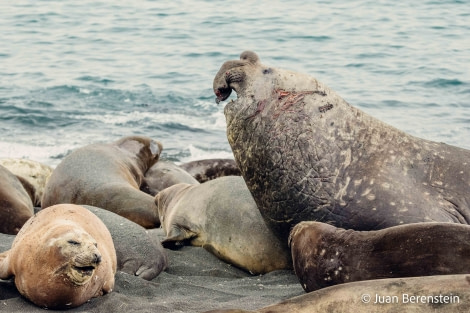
[94,253,102,264]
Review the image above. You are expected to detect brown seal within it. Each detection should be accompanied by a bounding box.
[179,158,241,183]
[155,176,291,274]
[204,274,470,313]
[0,165,34,234]
[289,221,470,292]
[213,51,470,241]
[42,136,162,228]
[0,158,53,207]
[0,204,116,309]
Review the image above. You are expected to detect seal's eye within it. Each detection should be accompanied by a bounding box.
[94,243,98,248]
[68,240,80,246]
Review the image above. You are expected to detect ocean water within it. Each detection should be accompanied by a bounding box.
[0,0,469,167]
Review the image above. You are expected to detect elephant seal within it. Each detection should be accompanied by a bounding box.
[179,158,241,183]
[0,158,53,207]
[142,159,199,196]
[82,205,168,280]
[42,136,162,228]
[155,176,291,274]
[204,274,470,313]
[0,165,34,234]
[0,204,116,309]
[213,51,470,241]
[289,221,470,292]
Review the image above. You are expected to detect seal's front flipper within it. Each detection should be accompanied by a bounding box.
[0,252,13,280]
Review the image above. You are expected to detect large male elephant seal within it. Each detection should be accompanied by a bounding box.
[289,221,470,292]
[0,204,116,309]
[203,274,470,313]
[0,165,34,234]
[82,205,168,280]
[213,51,470,240]
[0,158,53,207]
[155,176,291,274]
[42,136,162,228]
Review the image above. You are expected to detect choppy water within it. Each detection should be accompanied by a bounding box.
[1,1,469,167]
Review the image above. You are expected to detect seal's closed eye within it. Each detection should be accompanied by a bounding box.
[68,240,80,246]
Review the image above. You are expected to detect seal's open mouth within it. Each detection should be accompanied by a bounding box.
[215,87,232,104]
[73,265,95,277]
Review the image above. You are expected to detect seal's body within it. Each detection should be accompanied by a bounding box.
[0,204,116,309]
[155,176,290,274]
[0,165,34,234]
[213,51,470,241]
[42,136,162,228]
[289,221,470,292]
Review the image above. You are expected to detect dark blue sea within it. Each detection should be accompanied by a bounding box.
[1,1,469,167]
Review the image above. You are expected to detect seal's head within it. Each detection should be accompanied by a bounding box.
[50,228,102,286]
[114,136,163,173]
[213,51,262,104]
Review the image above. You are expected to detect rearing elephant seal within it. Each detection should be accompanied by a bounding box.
[42,136,162,228]
[289,221,470,292]
[213,51,470,241]
[0,204,116,309]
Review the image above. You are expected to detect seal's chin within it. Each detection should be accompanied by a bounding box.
[215,88,232,104]
[68,264,96,285]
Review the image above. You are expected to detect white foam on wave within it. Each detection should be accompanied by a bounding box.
[75,110,227,131]
[0,140,76,168]
[177,144,234,164]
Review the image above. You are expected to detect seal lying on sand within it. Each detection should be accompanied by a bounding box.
[0,204,116,309]
[0,158,53,207]
[142,159,199,196]
[289,221,470,292]
[83,205,168,280]
[179,158,241,183]
[155,176,291,274]
[213,51,470,241]
[0,165,34,234]
[42,136,162,228]
[203,274,470,313]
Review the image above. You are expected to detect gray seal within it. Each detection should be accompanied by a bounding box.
[42,136,162,228]
[0,165,34,234]
[155,176,291,274]
[213,51,470,241]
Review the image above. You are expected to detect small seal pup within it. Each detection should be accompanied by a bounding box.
[0,165,34,234]
[289,221,470,292]
[0,204,117,309]
[42,136,162,228]
[0,158,53,207]
[213,51,470,241]
[155,176,291,274]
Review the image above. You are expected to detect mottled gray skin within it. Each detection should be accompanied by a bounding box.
[155,176,291,274]
[82,205,168,281]
[290,221,470,292]
[0,165,34,234]
[179,158,241,183]
[213,51,470,241]
[42,136,162,228]
[204,274,470,313]
[142,159,199,196]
